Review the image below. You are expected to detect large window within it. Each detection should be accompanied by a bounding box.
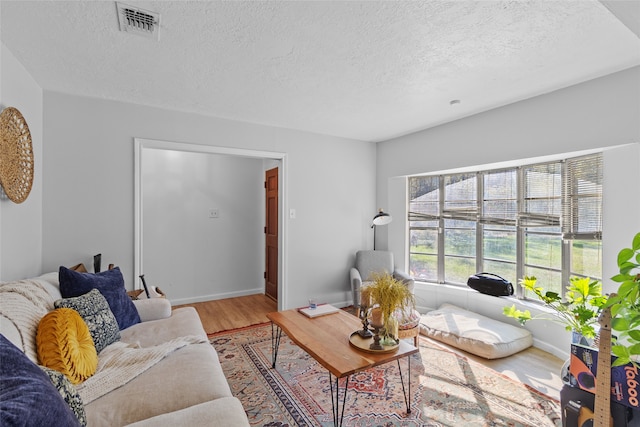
[408,153,602,299]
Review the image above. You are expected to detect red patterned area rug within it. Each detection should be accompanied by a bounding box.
[210,323,561,427]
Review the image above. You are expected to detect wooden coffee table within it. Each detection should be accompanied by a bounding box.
[266,309,418,427]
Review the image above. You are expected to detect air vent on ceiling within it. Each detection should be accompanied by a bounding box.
[116,2,160,40]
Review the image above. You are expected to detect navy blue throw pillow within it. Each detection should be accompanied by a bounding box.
[59,266,140,330]
[0,334,81,427]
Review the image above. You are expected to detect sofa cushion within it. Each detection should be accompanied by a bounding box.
[37,308,98,384]
[120,307,207,346]
[126,398,250,427]
[84,342,232,426]
[55,289,120,353]
[59,266,140,330]
[419,303,533,359]
[132,297,172,322]
[0,334,81,427]
[84,308,230,426]
[40,366,87,426]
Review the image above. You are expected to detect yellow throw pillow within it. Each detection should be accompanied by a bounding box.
[37,308,98,384]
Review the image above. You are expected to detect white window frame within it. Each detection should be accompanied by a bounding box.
[407,153,602,299]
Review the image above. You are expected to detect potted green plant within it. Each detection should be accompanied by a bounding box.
[607,231,640,367]
[362,272,414,343]
[503,275,608,342]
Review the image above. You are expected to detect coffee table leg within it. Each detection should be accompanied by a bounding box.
[329,372,349,427]
[397,355,412,414]
[270,323,283,369]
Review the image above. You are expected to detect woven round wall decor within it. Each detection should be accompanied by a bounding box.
[0,107,34,203]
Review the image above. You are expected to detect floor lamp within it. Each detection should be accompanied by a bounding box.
[371,209,392,250]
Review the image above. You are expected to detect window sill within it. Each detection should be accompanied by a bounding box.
[414,280,560,316]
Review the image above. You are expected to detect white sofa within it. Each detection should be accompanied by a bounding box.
[0,272,250,427]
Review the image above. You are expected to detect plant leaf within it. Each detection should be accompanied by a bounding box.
[629,343,640,356]
[612,317,630,331]
[618,248,634,265]
[612,356,631,367]
[520,277,537,289]
[618,280,637,298]
[629,315,640,329]
[541,291,561,304]
[579,324,597,339]
[620,262,637,275]
[502,305,531,325]
[612,344,629,357]
[632,232,640,251]
[590,295,608,308]
[574,306,595,324]
[611,274,629,283]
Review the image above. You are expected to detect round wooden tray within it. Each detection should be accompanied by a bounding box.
[349,331,399,354]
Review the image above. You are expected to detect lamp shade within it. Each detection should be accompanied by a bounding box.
[372,209,392,226]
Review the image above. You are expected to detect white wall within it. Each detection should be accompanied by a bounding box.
[0,43,43,281]
[40,92,376,309]
[140,148,265,304]
[376,66,640,358]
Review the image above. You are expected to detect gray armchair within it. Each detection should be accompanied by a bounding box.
[349,250,415,312]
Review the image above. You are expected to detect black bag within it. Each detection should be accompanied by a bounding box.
[467,273,513,297]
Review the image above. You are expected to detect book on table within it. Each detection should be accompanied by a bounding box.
[299,304,340,318]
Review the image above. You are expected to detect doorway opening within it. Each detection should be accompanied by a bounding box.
[134,138,288,310]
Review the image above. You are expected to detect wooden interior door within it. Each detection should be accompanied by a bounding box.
[264,167,278,301]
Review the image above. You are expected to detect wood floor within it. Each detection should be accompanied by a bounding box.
[175,294,564,401]
[174,294,277,334]
[433,336,564,401]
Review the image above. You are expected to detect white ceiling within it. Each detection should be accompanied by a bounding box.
[1,1,639,142]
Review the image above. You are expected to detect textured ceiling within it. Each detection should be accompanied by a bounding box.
[1,1,639,142]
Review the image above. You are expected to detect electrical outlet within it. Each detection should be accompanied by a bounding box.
[209,209,220,218]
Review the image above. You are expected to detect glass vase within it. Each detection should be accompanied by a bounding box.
[381,316,399,346]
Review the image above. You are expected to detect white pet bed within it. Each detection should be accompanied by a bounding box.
[419,303,532,359]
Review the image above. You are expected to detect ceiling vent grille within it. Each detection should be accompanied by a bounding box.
[116,2,160,40]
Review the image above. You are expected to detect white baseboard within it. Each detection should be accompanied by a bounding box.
[170,288,265,306]
[532,338,570,361]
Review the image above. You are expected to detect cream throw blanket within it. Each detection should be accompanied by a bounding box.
[77,335,207,405]
[0,280,54,363]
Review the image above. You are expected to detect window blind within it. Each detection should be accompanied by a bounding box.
[562,153,602,240]
[443,173,477,221]
[519,162,562,227]
[480,169,517,226]
[408,175,440,222]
